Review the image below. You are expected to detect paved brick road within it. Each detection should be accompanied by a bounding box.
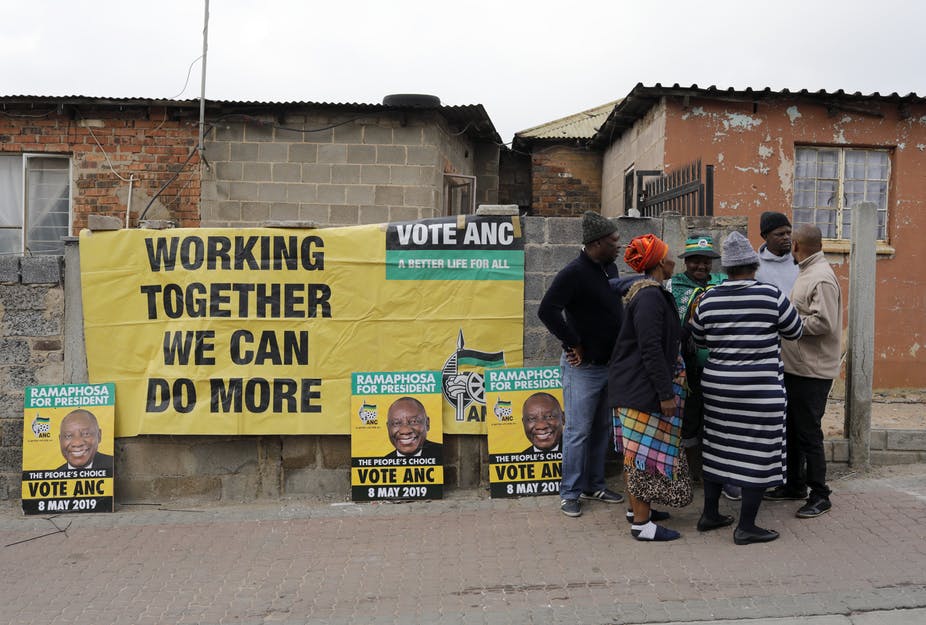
[2,465,925,625]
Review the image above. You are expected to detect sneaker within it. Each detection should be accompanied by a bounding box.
[580,488,625,504]
[721,484,742,501]
[560,499,582,517]
[796,496,832,518]
[763,486,808,501]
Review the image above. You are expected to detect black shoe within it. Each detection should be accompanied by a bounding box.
[733,527,779,545]
[697,513,735,532]
[763,486,808,501]
[796,496,832,518]
[625,508,671,524]
[631,523,681,542]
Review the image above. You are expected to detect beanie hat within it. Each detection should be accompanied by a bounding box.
[582,211,620,244]
[721,231,760,268]
[624,234,669,273]
[759,211,791,238]
[678,235,720,259]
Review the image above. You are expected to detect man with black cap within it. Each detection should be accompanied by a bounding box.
[756,211,799,295]
[539,211,625,517]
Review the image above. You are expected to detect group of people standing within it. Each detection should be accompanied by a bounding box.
[538,210,842,545]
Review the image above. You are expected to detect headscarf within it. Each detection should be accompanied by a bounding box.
[624,234,668,273]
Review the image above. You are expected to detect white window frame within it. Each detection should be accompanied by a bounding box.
[791,146,890,242]
[0,153,72,255]
[443,174,476,216]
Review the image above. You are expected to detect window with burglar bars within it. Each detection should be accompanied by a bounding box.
[792,146,889,241]
[0,153,71,255]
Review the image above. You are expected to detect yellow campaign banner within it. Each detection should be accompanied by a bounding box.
[78,216,524,436]
[484,367,563,498]
[350,371,443,501]
[21,384,116,514]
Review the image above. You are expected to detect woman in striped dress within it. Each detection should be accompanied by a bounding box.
[688,231,803,545]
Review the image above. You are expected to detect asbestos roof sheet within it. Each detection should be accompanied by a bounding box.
[515,100,619,141]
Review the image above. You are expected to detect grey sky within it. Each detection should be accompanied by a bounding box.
[3,0,923,143]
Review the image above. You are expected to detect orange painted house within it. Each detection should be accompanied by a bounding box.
[588,84,926,388]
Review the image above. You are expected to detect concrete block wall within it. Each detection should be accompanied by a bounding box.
[0,257,65,501]
[200,110,484,227]
[823,430,926,466]
[0,103,201,231]
[531,145,603,217]
[1,213,921,506]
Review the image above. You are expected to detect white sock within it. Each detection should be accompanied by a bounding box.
[631,521,657,539]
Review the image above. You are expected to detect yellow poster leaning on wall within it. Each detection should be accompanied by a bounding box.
[350,371,443,501]
[21,383,116,514]
[79,216,524,436]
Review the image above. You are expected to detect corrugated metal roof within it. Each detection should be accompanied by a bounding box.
[590,83,926,149]
[515,100,619,141]
[0,95,502,144]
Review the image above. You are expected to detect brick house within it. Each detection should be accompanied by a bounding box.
[0,96,203,255]
[0,95,502,250]
[506,101,614,216]
[547,84,926,388]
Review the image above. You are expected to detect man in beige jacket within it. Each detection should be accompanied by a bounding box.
[769,224,842,518]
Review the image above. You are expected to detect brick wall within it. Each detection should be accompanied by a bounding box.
[530,145,602,216]
[0,103,201,231]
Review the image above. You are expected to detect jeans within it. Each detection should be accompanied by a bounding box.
[784,373,833,499]
[560,354,611,500]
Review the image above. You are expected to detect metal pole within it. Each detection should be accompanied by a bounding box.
[198,0,209,157]
[846,201,877,468]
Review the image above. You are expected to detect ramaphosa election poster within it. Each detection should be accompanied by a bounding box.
[21,383,115,514]
[78,215,523,436]
[485,367,563,498]
[350,371,443,501]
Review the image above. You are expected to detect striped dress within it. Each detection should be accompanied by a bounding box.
[688,280,803,488]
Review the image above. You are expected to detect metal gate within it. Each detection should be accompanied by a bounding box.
[637,160,714,217]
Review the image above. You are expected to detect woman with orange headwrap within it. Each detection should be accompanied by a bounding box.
[608,234,691,541]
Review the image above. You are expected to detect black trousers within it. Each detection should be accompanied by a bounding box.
[681,359,703,443]
[783,373,832,499]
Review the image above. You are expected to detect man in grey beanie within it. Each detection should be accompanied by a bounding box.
[755,211,798,294]
[538,211,625,517]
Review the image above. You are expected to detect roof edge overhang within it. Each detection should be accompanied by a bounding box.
[589,83,926,149]
[0,95,503,145]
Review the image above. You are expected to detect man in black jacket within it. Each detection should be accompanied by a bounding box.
[538,211,625,517]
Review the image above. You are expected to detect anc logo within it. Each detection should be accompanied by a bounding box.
[441,329,506,423]
[358,402,378,425]
[493,397,513,422]
[31,414,52,438]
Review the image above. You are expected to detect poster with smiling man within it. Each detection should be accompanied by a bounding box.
[485,367,564,498]
[21,383,116,514]
[350,371,443,501]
